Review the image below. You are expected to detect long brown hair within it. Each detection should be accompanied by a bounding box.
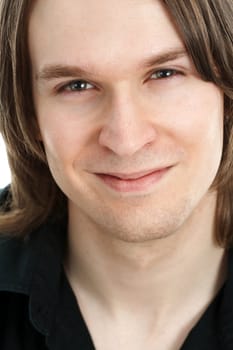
[0,0,233,244]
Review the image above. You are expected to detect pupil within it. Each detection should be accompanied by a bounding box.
[159,70,172,78]
[71,81,86,90]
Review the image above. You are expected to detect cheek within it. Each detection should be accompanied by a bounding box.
[146,80,223,192]
[162,80,223,145]
[37,118,89,191]
[36,104,95,165]
[172,86,224,181]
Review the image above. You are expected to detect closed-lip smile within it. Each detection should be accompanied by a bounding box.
[95,166,172,193]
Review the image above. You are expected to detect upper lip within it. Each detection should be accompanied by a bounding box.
[96,166,171,180]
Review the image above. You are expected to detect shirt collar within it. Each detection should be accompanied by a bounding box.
[0,216,67,337]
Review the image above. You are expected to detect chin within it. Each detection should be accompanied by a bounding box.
[95,205,190,244]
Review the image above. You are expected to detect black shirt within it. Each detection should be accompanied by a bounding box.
[0,195,233,349]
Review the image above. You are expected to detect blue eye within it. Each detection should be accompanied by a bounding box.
[151,69,178,80]
[61,80,94,92]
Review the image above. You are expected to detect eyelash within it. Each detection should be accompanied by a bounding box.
[151,68,180,80]
[56,80,93,94]
[57,69,181,94]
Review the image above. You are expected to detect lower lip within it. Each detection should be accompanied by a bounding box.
[96,168,170,193]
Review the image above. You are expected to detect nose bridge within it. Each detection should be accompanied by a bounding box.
[98,88,157,156]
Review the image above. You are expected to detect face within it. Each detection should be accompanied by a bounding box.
[29,0,224,242]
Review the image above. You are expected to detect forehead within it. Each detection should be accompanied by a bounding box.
[28,0,184,74]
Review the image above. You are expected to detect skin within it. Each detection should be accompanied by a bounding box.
[29,0,225,349]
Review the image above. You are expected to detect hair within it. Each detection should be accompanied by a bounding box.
[0,0,233,244]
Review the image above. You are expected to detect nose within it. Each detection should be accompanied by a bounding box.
[98,94,157,156]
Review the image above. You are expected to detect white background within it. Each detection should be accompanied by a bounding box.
[0,134,11,188]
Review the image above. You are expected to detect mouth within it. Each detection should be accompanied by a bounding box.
[95,166,172,193]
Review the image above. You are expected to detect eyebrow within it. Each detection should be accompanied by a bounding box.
[142,48,187,67]
[36,47,187,82]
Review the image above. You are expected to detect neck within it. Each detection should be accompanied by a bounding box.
[64,192,226,321]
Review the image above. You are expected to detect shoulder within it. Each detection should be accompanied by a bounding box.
[0,234,31,293]
[0,194,66,294]
[0,289,29,325]
[0,289,45,348]
[0,186,37,294]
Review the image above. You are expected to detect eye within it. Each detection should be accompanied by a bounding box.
[150,69,179,80]
[59,80,94,93]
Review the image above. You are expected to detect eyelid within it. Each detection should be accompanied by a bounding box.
[150,68,181,80]
[56,79,95,94]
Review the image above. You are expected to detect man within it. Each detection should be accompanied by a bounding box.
[0,0,232,349]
